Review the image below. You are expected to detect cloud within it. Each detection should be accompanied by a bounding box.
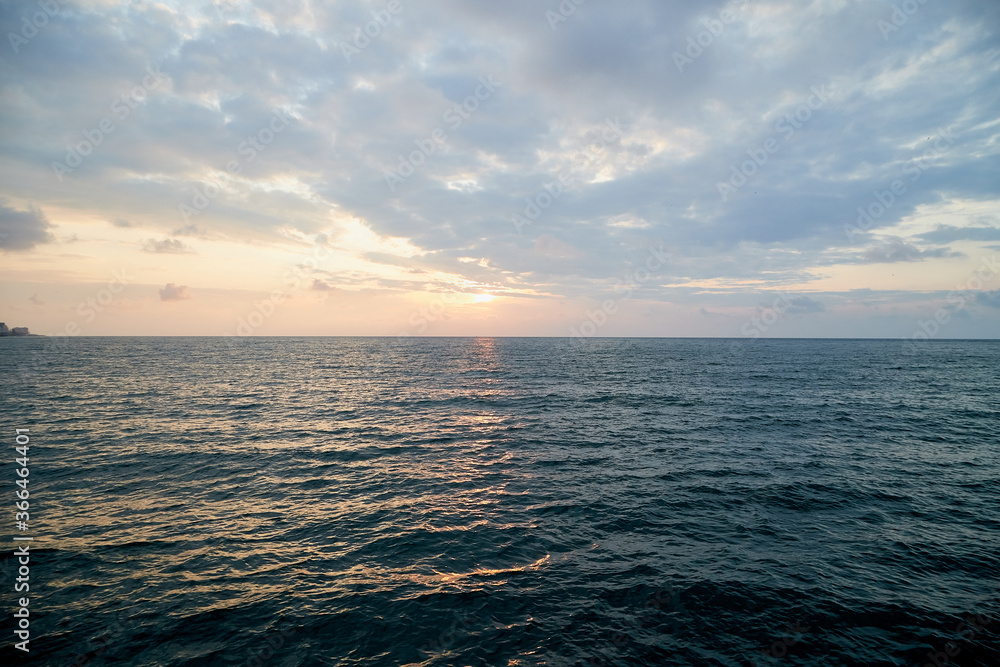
[858,238,958,264]
[977,290,1000,309]
[0,202,54,251]
[786,296,826,314]
[29,293,44,306]
[533,235,582,259]
[1,0,999,336]
[142,238,194,254]
[159,283,191,301]
[170,224,213,239]
[917,223,1000,244]
[310,279,335,291]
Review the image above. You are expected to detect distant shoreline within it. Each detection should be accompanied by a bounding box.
[1,335,997,341]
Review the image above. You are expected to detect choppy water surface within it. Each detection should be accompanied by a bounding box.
[1,337,998,666]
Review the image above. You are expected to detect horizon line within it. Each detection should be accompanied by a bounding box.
[5,335,999,341]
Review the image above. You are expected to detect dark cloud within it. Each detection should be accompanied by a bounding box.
[977,290,1000,309]
[170,224,217,239]
[159,283,191,301]
[0,202,54,251]
[310,279,335,291]
[112,218,133,227]
[142,239,194,255]
[858,238,959,264]
[917,223,1000,244]
[786,296,826,315]
[142,238,194,254]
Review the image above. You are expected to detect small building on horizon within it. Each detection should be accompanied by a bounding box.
[0,324,30,336]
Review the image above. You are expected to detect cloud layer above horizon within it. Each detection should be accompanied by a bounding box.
[2,0,999,338]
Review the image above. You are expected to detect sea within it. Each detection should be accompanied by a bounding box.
[1,337,998,666]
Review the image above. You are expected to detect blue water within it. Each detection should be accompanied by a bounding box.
[1,337,998,666]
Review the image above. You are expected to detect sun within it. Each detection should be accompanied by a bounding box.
[471,293,495,303]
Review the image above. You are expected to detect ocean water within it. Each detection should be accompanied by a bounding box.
[1,337,998,666]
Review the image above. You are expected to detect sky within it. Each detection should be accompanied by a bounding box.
[1,0,999,338]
